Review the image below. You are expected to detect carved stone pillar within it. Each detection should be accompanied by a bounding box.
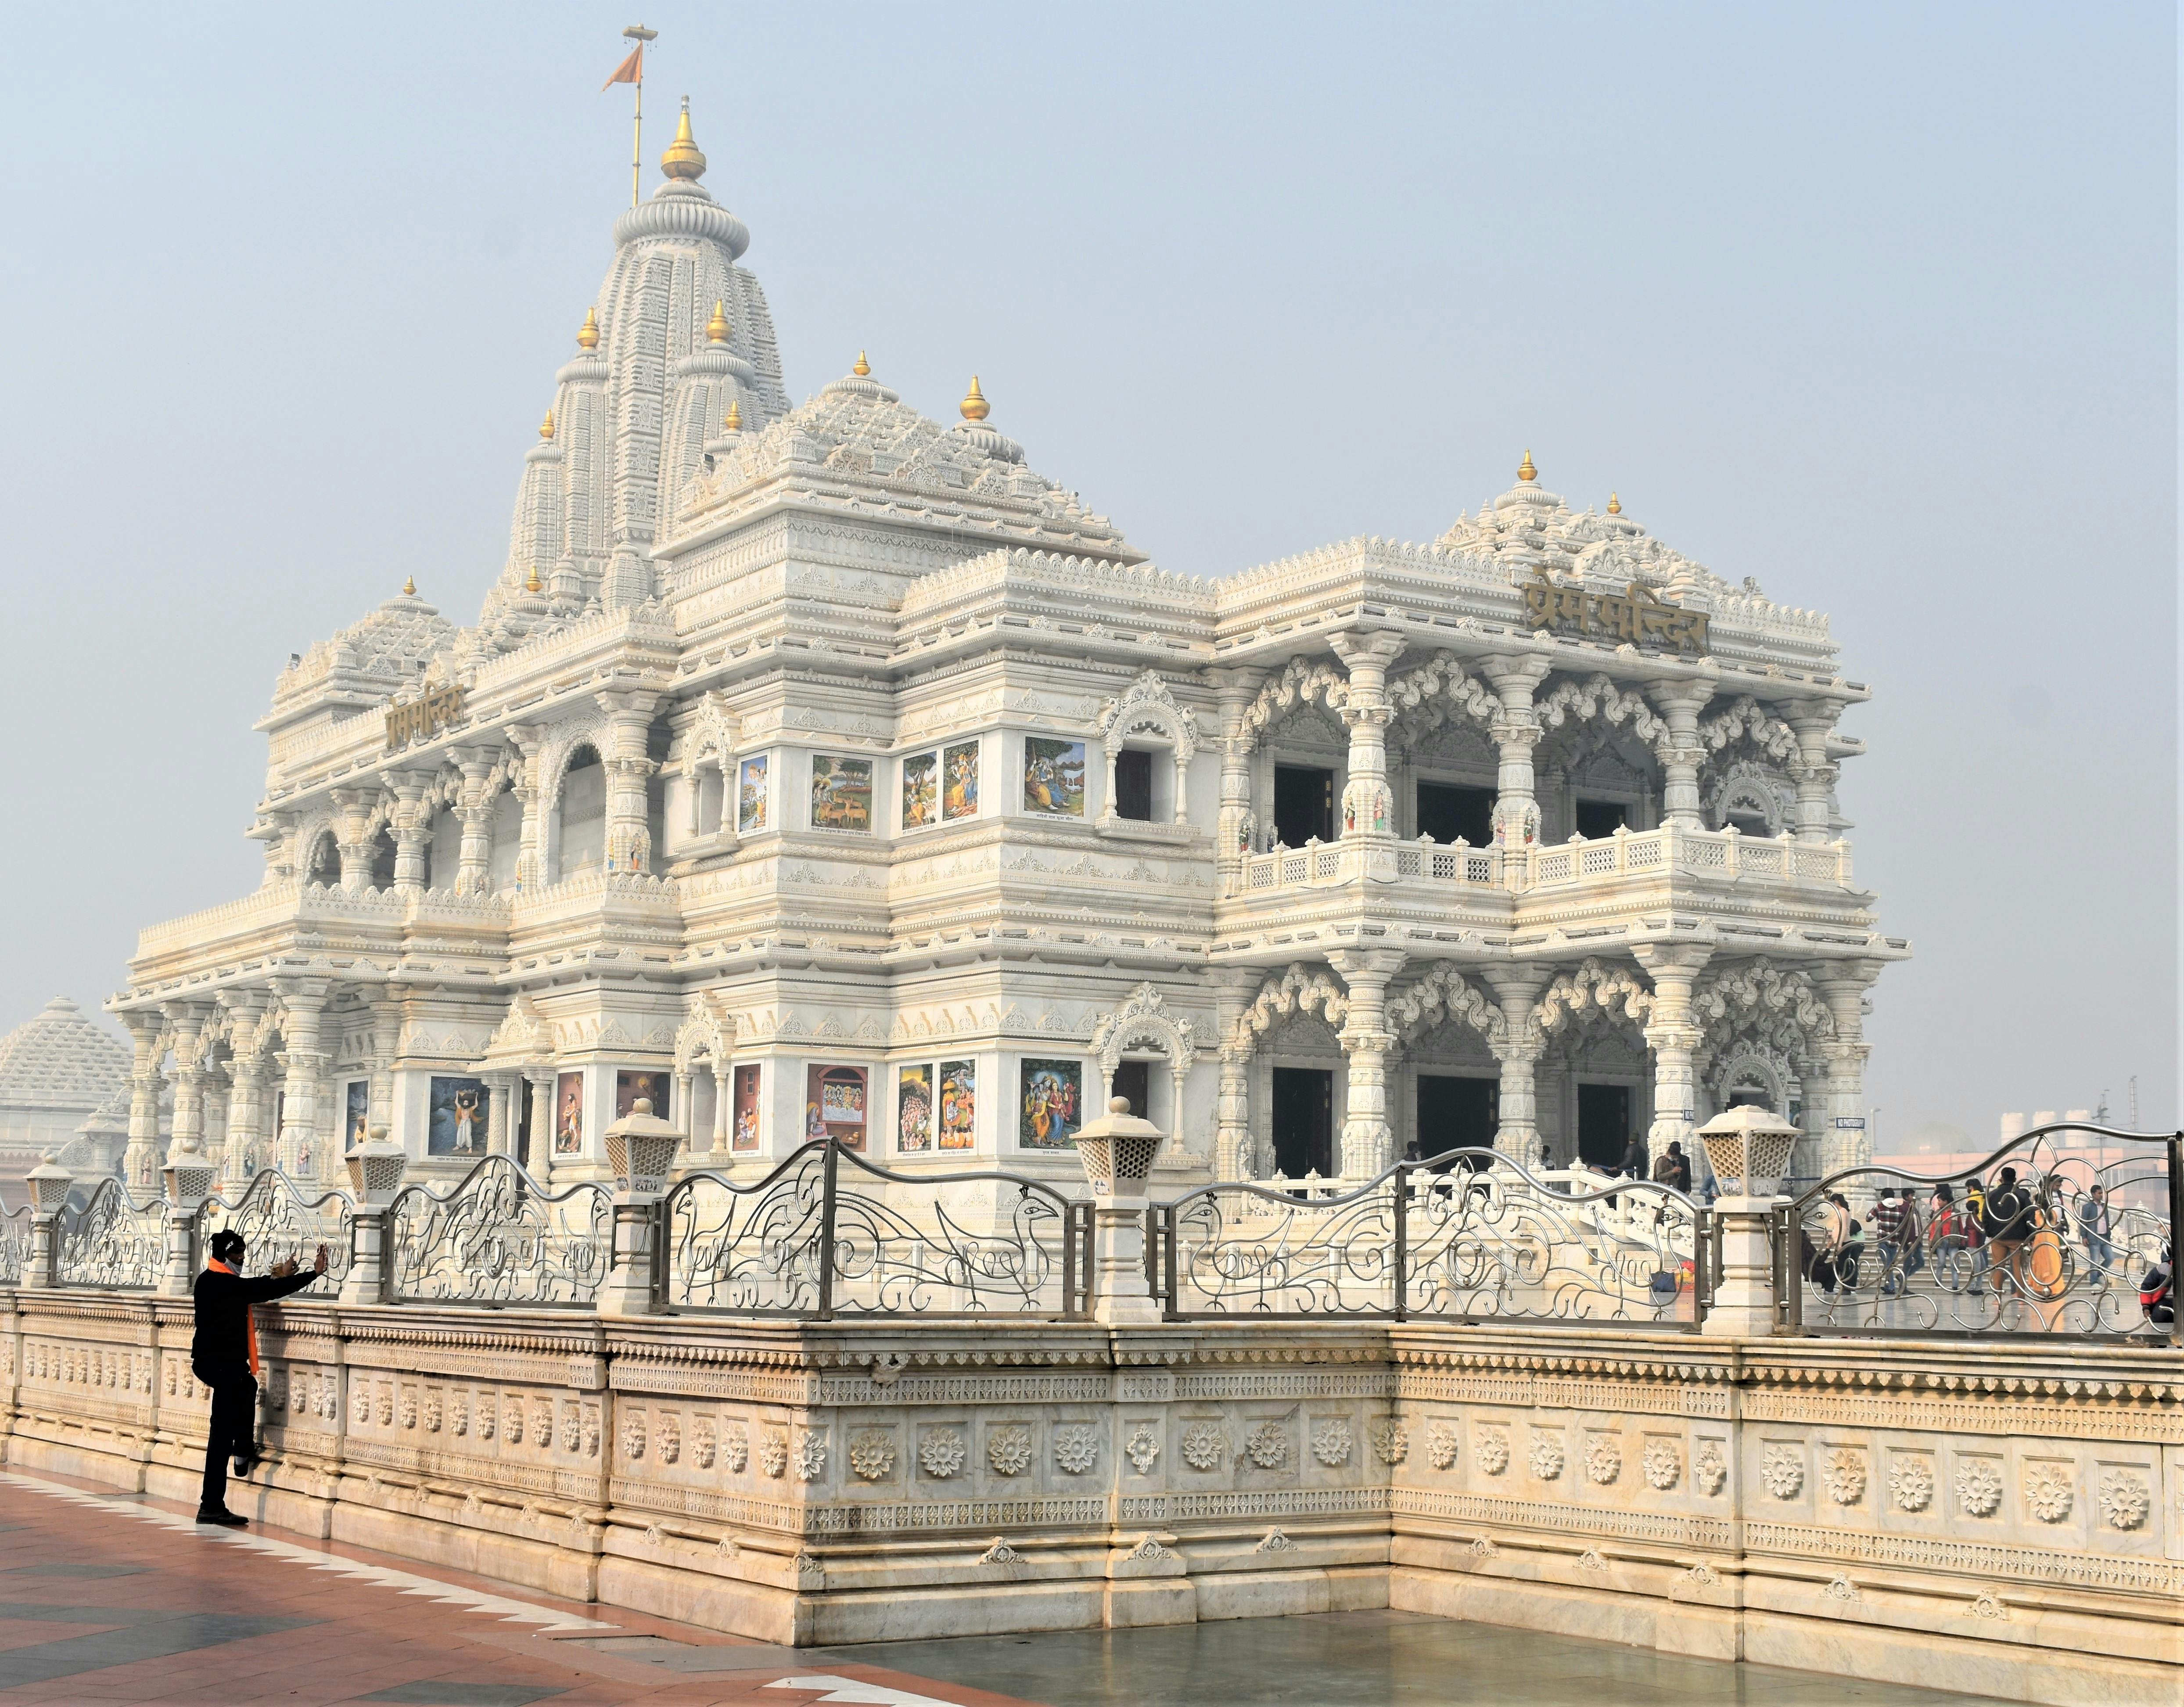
[1210,668,1262,892]
[1481,967,1550,1164]
[1814,964,1880,1177]
[1634,942,1714,1169]
[597,690,662,877]
[525,1071,555,1181]
[200,1059,230,1184]
[1329,631,1405,844]
[330,789,377,890]
[217,994,266,1188]
[384,773,433,895]
[505,725,545,891]
[1784,703,1842,845]
[1645,679,1717,830]
[1211,971,1258,1181]
[161,1002,208,1175]
[367,992,403,1159]
[1329,949,1404,1181]
[1478,653,1552,848]
[278,995,330,1179]
[120,1011,165,1193]
[708,1064,731,1164]
[454,750,499,894]
[673,1070,696,1143]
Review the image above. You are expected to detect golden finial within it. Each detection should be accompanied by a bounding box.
[539,409,556,441]
[853,350,871,377]
[402,575,417,597]
[723,397,743,431]
[1606,491,1621,515]
[705,299,731,344]
[959,375,990,422]
[524,564,542,594]
[1517,448,1537,482]
[660,97,706,181]
[577,307,600,351]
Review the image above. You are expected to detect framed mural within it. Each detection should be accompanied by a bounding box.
[805,1064,868,1149]
[554,1071,584,1155]
[732,1064,762,1151]
[810,755,874,832]
[428,1075,491,1157]
[345,1080,370,1148]
[939,1059,976,1150]
[942,740,980,820]
[1019,1058,1082,1150]
[737,755,769,833]
[615,1069,669,1122]
[901,752,938,829]
[896,1064,933,1153]
[1022,738,1085,816]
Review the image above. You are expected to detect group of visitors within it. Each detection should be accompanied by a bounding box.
[1804,1168,2133,1301]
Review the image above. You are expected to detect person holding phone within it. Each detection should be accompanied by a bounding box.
[192,1230,327,1527]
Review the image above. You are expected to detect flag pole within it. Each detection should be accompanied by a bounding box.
[623,25,657,209]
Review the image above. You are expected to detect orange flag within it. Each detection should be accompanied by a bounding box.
[602,44,643,89]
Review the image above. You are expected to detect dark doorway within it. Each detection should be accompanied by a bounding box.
[1114,748,1154,822]
[1573,799,1628,839]
[1110,1059,1151,1120]
[1576,1083,1632,1170]
[516,1079,535,1162]
[367,828,399,891]
[1414,1075,1497,1163]
[1271,1067,1334,1177]
[1727,1088,1772,1110]
[1273,766,1335,848]
[1416,783,1493,846]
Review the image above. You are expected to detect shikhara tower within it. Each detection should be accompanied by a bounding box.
[111,106,1904,1198]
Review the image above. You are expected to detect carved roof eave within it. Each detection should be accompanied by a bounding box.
[657,475,1146,572]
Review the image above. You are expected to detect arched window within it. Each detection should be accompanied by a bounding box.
[557,746,605,878]
[426,805,461,891]
[304,830,340,888]
[366,827,398,891]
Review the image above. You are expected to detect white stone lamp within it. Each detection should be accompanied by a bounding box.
[1072,1096,1166,1325]
[1696,1104,1802,1339]
[23,1154,72,1215]
[161,1132,216,1209]
[1696,1105,1802,1200]
[345,1125,409,1206]
[604,1097,683,1197]
[1073,1096,1166,1200]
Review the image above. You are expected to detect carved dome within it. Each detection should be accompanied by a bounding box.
[0,999,130,1114]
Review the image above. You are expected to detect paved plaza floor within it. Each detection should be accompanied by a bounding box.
[0,1470,2014,1707]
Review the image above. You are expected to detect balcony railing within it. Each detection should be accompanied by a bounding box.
[1232,822,1852,900]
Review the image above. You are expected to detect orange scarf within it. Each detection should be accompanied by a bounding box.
[207,1259,259,1376]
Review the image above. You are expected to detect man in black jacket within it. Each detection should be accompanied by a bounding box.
[193,1230,326,1527]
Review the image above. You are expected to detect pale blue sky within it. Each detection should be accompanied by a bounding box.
[0,2,2172,1139]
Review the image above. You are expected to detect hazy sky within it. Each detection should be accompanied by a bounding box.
[0,3,2172,1141]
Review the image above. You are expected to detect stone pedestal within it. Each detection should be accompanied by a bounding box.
[341,1129,408,1305]
[598,1098,681,1317]
[1074,1096,1167,1325]
[1702,1196,1778,1336]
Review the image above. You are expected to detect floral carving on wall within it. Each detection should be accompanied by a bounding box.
[1126,1426,1160,1474]
[1474,1427,1509,1476]
[1887,1457,1933,1513]
[1311,1419,1354,1467]
[1428,1422,1460,1471]
[920,1429,967,1479]
[1529,1434,1565,1481]
[1642,1440,1681,1491]
[2098,1469,2150,1531]
[1760,1445,1803,1499]
[1055,1425,1100,1476]
[988,1426,1033,1477]
[1694,1442,1726,1495]
[848,1430,895,1481]
[1371,1420,1409,1466]
[1246,1421,1291,1470]
[1821,1448,1865,1506]
[1182,1423,1225,1472]
[1954,1459,2003,1517]
[2022,1463,2073,1524]
[1585,1436,1622,1486]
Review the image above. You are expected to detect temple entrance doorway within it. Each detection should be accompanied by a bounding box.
[1272,1067,1333,1177]
[1576,1083,1631,1171]
[1414,1074,1496,1163]
[1273,766,1334,847]
[1415,783,1492,846]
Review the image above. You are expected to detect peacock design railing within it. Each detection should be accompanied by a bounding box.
[198,1171,353,1294]
[1779,1123,2179,1340]
[1152,1150,1707,1326]
[388,1154,611,1306]
[56,1179,166,1290]
[0,1204,32,1287]
[664,1142,1089,1319]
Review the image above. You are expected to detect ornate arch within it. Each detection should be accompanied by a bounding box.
[1706,1036,1796,1113]
[1386,651,1499,741]
[1089,982,1199,1078]
[677,690,739,782]
[538,711,611,809]
[1532,956,1655,1039]
[1704,758,1793,834]
[1237,963,1349,1044]
[1097,671,1198,762]
[1536,673,1669,758]
[1386,963,1505,1048]
[1697,695,1798,764]
[1243,657,1349,748]
[1691,960,1835,1071]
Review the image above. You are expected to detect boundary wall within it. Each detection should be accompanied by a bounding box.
[2,1293,2175,1705]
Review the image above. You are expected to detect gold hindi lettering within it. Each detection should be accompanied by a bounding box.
[1523,571,1709,654]
[383,684,466,751]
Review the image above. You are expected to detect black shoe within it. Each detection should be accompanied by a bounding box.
[195,1508,248,1527]
[232,1455,258,1480]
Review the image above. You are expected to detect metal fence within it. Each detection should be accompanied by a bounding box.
[199,1171,353,1295]
[1150,1149,1713,1328]
[664,1142,1091,1319]
[387,1154,613,1307]
[1775,1123,2179,1342]
[55,1179,165,1290]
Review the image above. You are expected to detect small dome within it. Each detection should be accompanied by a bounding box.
[660,99,707,182]
[0,999,130,1113]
